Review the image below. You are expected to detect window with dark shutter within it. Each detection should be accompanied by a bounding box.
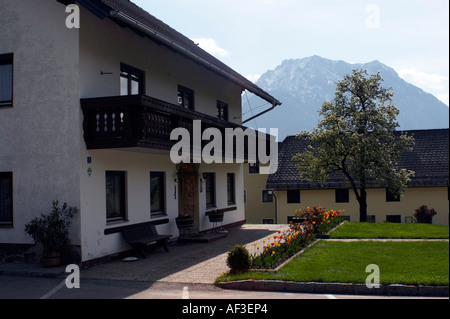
[0,172,13,226]
[0,53,13,107]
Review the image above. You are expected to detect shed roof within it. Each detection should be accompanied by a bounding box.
[266,129,449,189]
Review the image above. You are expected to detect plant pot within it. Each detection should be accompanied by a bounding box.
[208,211,224,223]
[175,216,194,229]
[43,250,61,267]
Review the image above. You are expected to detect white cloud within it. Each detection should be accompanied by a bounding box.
[191,37,229,57]
[398,68,449,106]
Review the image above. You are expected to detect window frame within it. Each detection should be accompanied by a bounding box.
[150,172,166,217]
[286,189,301,204]
[335,189,350,203]
[0,53,13,108]
[217,100,229,121]
[227,173,236,205]
[248,162,260,174]
[204,173,216,208]
[386,189,401,202]
[120,62,145,96]
[105,171,127,223]
[0,172,13,226]
[177,85,195,110]
[262,190,274,203]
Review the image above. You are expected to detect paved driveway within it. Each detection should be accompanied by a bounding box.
[80,224,285,283]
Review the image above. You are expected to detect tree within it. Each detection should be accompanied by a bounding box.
[292,70,415,222]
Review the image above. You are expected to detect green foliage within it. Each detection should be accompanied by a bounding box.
[24,201,77,251]
[330,222,449,239]
[414,205,437,224]
[226,244,251,272]
[292,70,415,221]
[250,226,314,270]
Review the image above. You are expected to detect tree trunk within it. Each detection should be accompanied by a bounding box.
[359,187,368,222]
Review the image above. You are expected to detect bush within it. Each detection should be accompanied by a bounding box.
[414,205,437,224]
[295,206,344,234]
[24,201,77,251]
[250,226,314,269]
[226,244,251,272]
[295,206,325,232]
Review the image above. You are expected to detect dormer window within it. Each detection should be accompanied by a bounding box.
[120,63,144,96]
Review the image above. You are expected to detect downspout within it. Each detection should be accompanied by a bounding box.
[269,190,278,225]
[242,103,278,124]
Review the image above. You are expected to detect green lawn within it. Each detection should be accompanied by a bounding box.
[330,222,449,239]
[217,223,450,286]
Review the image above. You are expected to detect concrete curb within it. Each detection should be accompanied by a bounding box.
[215,280,449,297]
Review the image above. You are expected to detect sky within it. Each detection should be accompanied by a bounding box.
[133,0,449,106]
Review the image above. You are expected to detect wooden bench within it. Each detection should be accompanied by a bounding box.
[121,222,171,258]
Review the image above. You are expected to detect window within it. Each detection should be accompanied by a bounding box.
[0,53,13,107]
[217,100,228,121]
[248,162,260,174]
[386,215,401,223]
[120,63,144,96]
[105,171,127,222]
[386,189,401,202]
[335,189,350,203]
[0,172,13,226]
[262,190,273,203]
[178,85,194,110]
[287,190,301,204]
[150,172,165,217]
[227,173,235,205]
[204,173,216,208]
[262,219,274,224]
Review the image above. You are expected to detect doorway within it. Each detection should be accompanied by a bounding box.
[177,164,200,233]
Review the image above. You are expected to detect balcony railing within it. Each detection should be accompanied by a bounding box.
[81,95,268,159]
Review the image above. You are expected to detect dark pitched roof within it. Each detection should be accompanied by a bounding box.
[75,0,281,107]
[266,129,449,189]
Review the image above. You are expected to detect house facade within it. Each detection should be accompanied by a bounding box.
[0,0,280,262]
[245,129,449,225]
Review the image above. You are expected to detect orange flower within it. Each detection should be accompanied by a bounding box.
[272,251,276,255]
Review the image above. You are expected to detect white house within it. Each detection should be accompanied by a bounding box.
[0,0,280,263]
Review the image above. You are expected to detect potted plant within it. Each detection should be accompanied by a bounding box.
[175,213,194,229]
[207,209,224,223]
[24,201,77,267]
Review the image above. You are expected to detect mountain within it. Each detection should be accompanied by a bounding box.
[243,56,449,140]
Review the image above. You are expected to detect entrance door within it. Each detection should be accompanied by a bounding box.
[178,164,200,233]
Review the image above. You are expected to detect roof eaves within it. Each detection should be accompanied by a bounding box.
[79,0,281,107]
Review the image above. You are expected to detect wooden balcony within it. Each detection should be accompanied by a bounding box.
[81,95,269,159]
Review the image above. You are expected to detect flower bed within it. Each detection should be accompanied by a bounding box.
[246,206,344,270]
